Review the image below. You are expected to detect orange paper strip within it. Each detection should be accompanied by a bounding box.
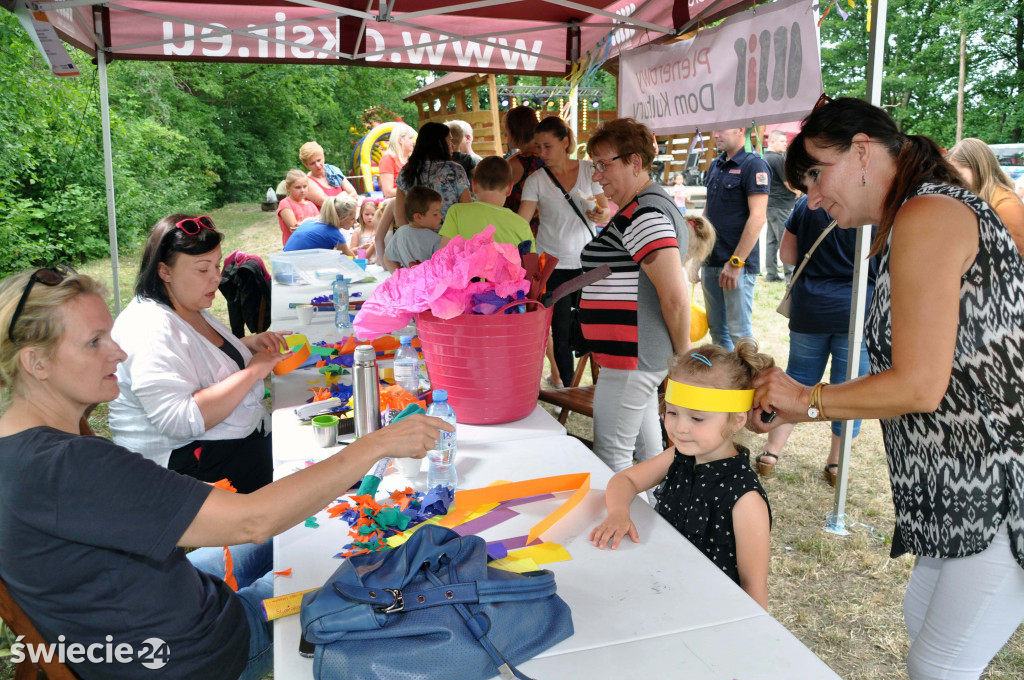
[223,546,238,591]
[273,568,292,576]
[273,334,311,375]
[445,473,591,544]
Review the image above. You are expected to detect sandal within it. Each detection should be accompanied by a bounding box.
[823,463,839,487]
[755,452,779,477]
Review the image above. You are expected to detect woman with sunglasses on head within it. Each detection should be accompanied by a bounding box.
[579,118,691,474]
[0,266,449,679]
[108,215,289,493]
[750,97,1024,680]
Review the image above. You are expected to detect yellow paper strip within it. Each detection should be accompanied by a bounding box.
[261,588,318,621]
[507,542,571,566]
[489,556,540,573]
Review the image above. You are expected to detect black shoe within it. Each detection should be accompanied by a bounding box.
[765,276,783,283]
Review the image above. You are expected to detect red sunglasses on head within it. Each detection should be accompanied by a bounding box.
[175,215,216,235]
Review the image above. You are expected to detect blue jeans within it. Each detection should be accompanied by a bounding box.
[701,266,757,350]
[188,541,274,680]
[786,331,869,437]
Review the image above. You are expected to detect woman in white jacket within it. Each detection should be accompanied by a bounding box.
[110,214,289,492]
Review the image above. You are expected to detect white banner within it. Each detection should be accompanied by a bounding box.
[619,0,821,135]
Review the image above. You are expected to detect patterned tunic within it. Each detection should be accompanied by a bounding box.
[864,182,1024,567]
[653,446,771,585]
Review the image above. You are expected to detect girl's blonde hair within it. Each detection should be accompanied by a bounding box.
[684,215,716,282]
[386,123,416,164]
[0,271,107,395]
[284,168,307,188]
[374,198,397,235]
[945,137,1014,206]
[319,193,358,227]
[668,339,774,392]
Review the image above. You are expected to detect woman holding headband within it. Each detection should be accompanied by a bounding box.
[752,97,1024,679]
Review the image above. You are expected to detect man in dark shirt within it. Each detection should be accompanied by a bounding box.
[702,128,770,350]
[763,130,799,282]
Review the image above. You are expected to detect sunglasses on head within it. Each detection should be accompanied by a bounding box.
[812,92,834,111]
[175,215,216,235]
[8,264,77,344]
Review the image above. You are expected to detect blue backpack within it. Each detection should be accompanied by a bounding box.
[300,525,573,680]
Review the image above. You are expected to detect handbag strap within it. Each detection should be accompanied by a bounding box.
[424,567,537,680]
[779,218,838,303]
[542,166,595,238]
[334,570,557,613]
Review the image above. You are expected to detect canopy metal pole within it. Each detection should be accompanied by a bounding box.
[827,0,886,534]
[96,41,122,315]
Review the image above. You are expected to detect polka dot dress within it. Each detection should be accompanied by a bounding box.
[653,445,772,585]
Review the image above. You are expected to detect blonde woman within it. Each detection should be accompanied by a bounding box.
[283,193,358,255]
[299,141,358,209]
[0,266,448,679]
[946,137,1024,253]
[378,123,416,198]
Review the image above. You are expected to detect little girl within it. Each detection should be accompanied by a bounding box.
[276,169,321,246]
[590,340,774,608]
[671,173,687,214]
[351,198,379,258]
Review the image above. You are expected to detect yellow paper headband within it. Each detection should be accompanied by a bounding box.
[665,379,754,413]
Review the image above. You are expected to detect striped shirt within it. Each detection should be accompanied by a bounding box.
[579,187,686,371]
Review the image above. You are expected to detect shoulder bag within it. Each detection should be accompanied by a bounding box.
[776,219,839,318]
[301,524,573,680]
[542,166,595,238]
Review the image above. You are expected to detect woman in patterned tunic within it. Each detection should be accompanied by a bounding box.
[751,97,1024,680]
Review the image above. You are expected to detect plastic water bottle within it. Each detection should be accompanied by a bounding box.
[332,275,351,329]
[426,390,457,502]
[393,335,419,397]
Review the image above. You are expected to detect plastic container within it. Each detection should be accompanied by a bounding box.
[267,249,368,286]
[426,390,457,500]
[393,335,419,397]
[415,300,552,425]
[332,276,351,329]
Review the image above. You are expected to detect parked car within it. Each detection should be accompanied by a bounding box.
[988,142,1024,182]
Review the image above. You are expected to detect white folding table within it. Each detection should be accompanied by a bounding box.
[270,431,839,680]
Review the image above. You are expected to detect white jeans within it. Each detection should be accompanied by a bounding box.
[904,524,1024,680]
[592,367,667,473]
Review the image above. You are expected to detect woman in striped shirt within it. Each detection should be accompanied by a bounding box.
[580,118,692,472]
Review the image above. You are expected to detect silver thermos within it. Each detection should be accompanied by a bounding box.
[352,345,381,438]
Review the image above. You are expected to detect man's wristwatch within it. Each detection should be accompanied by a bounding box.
[807,382,829,421]
[729,255,745,268]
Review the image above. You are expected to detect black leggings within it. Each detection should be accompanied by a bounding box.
[547,267,582,385]
[168,425,272,494]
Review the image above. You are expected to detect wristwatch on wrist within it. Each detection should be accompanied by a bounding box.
[729,255,745,268]
[807,382,829,421]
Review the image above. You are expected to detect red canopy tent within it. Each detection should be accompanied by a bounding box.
[33,0,750,75]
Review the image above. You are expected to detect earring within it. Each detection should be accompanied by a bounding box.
[862,169,867,186]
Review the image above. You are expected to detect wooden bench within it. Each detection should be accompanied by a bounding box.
[538,353,599,447]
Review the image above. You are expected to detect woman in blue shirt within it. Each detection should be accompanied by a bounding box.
[755,196,876,485]
[283,193,358,254]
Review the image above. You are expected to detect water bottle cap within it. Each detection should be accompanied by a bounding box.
[336,274,347,282]
[399,335,412,345]
[432,389,447,402]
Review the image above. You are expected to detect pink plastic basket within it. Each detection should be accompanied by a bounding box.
[415,300,552,425]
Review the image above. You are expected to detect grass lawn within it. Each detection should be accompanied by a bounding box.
[3,203,1023,679]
